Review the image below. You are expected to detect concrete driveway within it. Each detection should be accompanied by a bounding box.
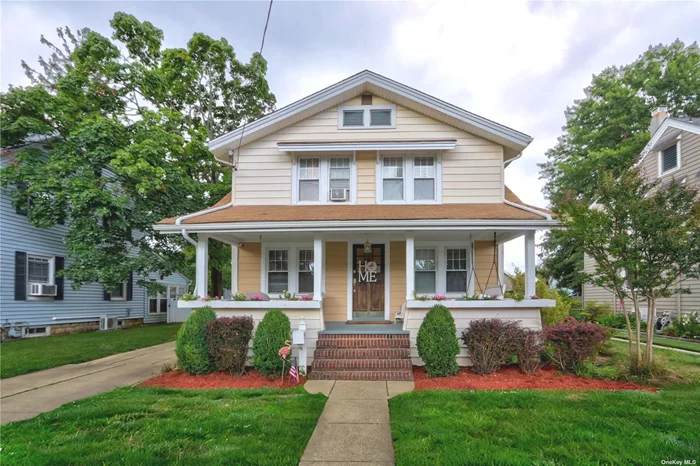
[0,341,176,424]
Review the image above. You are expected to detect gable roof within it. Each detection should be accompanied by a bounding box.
[636,116,700,166]
[208,70,533,161]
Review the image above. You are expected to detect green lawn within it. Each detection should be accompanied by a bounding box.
[390,386,700,466]
[0,324,181,379]
[613,330,700,353]
[1,386,326,465]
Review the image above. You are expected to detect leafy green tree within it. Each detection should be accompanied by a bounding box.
[0,13,275,293]
[539,41,700,288]
[557,169,700,370]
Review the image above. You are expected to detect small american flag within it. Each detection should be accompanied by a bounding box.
[289,358,299,383]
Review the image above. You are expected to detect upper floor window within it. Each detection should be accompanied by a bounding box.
[298,158,320,202]
[659,143,680,175]
[294,156,355,204]
[338,105,396,129]
[378,155,440,203]
[329,158,351,201]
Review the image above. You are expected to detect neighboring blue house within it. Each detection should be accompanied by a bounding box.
[0,144,189,338]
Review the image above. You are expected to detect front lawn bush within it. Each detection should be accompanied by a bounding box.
[416,304,460,377]
[514,329,543,374]
[252,310,291,377]
[206,316,254,375]
[543,317,611,373]
[665,311,700,340]
[175,306,217,375]
[598,313,647,332]
[461,319,521,374]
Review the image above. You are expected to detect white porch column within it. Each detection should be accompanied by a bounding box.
[524,231,536,297]
[406,235,415,301]
[313,237,324,301]
[231,245,239,292]
[195,234,209,297]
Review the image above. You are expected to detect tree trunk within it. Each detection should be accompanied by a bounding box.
[618,292,633,358]
[211,267,223,298]
[630,292,643,370]
[646,296,655,366]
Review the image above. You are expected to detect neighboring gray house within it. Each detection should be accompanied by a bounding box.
[582,107,700,318]
[0,144,189,338]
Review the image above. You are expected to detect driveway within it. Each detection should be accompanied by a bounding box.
[0,341,176,424]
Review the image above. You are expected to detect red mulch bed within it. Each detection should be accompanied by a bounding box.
[413,366,657,392]
[141,369,305,390]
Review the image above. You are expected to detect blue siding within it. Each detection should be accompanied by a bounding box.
[0,155,188,329]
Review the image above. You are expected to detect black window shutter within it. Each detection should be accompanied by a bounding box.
[104,287,111,301]
[15,251,27,300]
[127,272,134,301]
[55,256,65,300]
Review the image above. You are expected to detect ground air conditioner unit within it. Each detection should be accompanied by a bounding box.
[329,188,349,202]
[100,316,119,331]
[28,283,57,297]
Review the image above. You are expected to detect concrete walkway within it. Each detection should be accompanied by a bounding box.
[300,380,413,466]
[0,341,176,424]
[611,337,700,356]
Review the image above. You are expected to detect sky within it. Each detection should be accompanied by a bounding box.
[2,0,699,273]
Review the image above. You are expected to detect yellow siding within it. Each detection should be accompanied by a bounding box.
[324,242,348,322]
[237,243,261,292]
[232,95,504,205]
[390,241,407,318]
[474,241,499,293]
[357,151,376,204]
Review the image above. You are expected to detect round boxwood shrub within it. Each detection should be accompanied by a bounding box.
[175,306,217,375]
[252,309,291,377]
[416,304,460,377]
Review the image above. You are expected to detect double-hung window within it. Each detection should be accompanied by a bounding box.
[110,281,128,300]
[659,143,680,175]
[382,157,404,201]
[446,248,468,293]
[27,255,51,284]
[413,157,436,201]
[414,249,436,293]
[329,158,351,201]
[298,158,320,202]
[298,250,314,294]
[267,250,289,293]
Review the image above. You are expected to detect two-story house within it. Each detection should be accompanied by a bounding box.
[155,70,558,380]
[582,107,700,319]
[1,142,189,338]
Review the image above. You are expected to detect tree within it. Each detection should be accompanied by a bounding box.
[0,13,275,293]
[557,169,700,370]
[538,41,700,287]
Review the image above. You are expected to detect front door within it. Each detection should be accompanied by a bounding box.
[352,244,385,319]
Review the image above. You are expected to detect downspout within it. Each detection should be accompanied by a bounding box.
[503,151,523,168]
[504,200,552,220]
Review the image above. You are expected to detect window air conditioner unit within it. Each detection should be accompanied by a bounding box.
[28,283,57,297]
[100,316,119,331]
[329,188,349,202]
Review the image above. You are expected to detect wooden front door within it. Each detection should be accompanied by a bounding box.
[352,244,385,319]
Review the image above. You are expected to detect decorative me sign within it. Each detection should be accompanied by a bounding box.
[357,261,379,283]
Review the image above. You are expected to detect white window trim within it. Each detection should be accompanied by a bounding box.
[261,242,314,297]
[376,153,442,204]
[338,104,397,129]
[414,241,474,298]
[414,247,438,295]
[110,281,129,301]
[26,253,55,285]
[292,153,357,204]
[658,139,681,177]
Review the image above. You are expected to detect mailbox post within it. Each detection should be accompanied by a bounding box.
[293,317,307,373]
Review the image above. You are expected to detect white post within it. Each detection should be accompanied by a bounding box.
[524,231,536,298]
[468,237,475,295]
[231,245,239,292]
[195,234,209,297]
[313,237,324,301]
[406,235,415,301]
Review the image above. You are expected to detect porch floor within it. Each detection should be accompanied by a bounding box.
[320,322,408,334]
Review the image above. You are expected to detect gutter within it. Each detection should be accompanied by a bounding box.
[175,195,235,245]
[503,152,522,168]
[504,200,552,220]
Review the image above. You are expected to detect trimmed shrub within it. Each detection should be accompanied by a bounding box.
[584,301,612,323]
[175,306,217,375]
[598,313,647,332]
[461,319,522,374]
[206,316,254,375]
[252,310,291,377]
[514,330,544,374]
[509,269,570,325]
[416,304,460,377]
[543,317,611,373]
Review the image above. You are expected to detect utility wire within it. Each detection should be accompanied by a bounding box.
[230,0,274,169]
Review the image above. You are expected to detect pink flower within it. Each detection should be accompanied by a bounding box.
[278,346,291,359]
[432,294,447,301]
[249,294,264,301]
[299,294,312,301]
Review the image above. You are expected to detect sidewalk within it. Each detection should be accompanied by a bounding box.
[1,341,176,424]
[300,380,413,466]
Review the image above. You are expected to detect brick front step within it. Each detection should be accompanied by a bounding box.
[316,336,410,349]
[313,358,412,371]
[308,370,414,381]
[313,348,411,360]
